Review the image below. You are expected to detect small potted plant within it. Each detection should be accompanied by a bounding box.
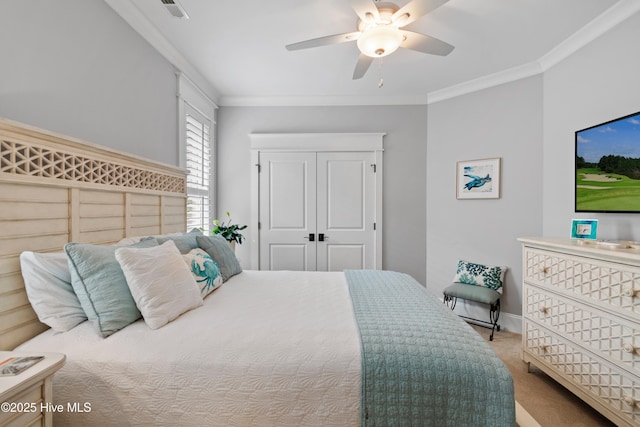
[212,211,247,252]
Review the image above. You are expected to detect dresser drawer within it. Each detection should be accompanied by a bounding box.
[525,285,640,376]
[0,380,44,427]
[523,247,640,319]
[524,321,640,426]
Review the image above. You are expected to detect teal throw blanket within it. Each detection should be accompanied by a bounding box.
[345,270,515,427]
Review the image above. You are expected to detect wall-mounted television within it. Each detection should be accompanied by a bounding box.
[575,110,640,213]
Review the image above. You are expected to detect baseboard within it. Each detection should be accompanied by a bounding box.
[438,297,522,334]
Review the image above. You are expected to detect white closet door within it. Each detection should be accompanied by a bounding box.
[316,152,375,271]
[258,152,317,271]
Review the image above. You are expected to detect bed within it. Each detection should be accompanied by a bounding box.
[1,119,515,426]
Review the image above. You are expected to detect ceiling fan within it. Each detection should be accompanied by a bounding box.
[285,0,455,80]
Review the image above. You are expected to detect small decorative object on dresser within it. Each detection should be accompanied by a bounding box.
[0,352,65,427]
[519,237,640,427]
[570,218,598,240]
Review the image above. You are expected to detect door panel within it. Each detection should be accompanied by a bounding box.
[259,152,316,271]
[317,152,375,271]
[324,244,365,271]
[259,151,376,271]
[269,161,308,229]
[269,244,309,271]
[325,159,365,229]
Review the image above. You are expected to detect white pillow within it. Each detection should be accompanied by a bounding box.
[115,240,203,329]
[20,251,87,332]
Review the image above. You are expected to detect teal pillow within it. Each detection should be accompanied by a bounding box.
[144,228,203,254]
[196,235,242,282]
[65,239,159,337]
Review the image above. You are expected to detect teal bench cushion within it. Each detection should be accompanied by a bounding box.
[443,282,500,305]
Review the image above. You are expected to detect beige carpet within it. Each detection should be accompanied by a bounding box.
[470,324,615,427]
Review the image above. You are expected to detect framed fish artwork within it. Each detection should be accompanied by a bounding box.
[456,157,501,199]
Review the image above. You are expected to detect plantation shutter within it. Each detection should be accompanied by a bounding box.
[185,104,212,232]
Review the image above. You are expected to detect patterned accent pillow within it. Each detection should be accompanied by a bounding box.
[452,260,507,294]
[183,248,223,297]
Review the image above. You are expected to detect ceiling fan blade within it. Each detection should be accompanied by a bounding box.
[392,0,449,27]
[352,0,379,24]
[400,30,454,56]
[286,32,360,51]
[353,54,374,80]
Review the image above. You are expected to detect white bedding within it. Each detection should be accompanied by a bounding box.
[16,270,361,426]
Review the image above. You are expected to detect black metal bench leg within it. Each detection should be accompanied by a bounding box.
[444,293,501,341]
[489,299,501,341]
[443,294,457,310]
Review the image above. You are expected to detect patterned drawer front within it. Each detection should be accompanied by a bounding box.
[524,247,640,318]
[524,321,640,425]
[525,285,640,376]
[0,381,43,427]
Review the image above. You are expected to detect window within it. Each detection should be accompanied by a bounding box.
[185,105,212,232]
[178,72,217,233]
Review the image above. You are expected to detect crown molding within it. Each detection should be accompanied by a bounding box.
[219,94,429,107]
[103,0,220,104]
[426,0,640,105]
[538,0,640,72]
[426,62,543,105]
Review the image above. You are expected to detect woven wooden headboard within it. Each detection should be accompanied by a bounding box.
[0,118,187,350]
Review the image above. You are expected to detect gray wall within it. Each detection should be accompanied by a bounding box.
[0,0,178,166]
[3,0,638,324]
[543,12,640,239]
[217,105,428,284]
[426,10,640,325]
[426,76,544,319]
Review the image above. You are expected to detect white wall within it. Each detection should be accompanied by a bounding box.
[0,0,178,166]
[426,76,544,323]
[543,12,640,240]
[217,105,428,284]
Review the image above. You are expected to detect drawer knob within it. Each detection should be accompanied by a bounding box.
[623,395,637,407]
[539,344,549,352]
[622,287,640,298]
[540,267,550,274]
[623,343,636,354]
[539,306,549,315]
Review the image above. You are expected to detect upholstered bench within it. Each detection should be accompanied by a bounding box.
[443,260,506,341]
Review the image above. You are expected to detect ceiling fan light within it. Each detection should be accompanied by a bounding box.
[357,25,402,58]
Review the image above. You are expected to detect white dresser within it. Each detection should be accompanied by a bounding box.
[520,237,640,427]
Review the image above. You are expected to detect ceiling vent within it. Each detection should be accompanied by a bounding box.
[161,0,189,19]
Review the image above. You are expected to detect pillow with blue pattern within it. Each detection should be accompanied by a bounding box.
[452,260,507,294]
[183,248,223,298]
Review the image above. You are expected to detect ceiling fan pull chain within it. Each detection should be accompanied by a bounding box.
[378,58,384,88]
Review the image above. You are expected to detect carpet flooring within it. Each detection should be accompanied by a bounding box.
[470,324,616,427]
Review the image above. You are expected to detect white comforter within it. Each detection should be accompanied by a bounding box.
[17,270,361,426]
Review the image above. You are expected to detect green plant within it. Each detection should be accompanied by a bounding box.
[212,211,247,244]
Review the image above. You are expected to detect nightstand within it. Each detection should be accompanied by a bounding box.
[0,352,65,427]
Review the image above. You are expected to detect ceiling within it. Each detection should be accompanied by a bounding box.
[106,0,635,106]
